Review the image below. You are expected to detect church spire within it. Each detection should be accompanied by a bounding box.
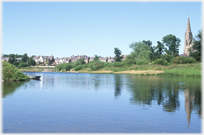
[186,15,191,32]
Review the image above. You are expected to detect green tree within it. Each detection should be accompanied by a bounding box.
[8,54,15,64]
[190,30,202,61]
[155,41,165,58]
[75,58,85,66]
[130,41,151,64]
[123,54,136,66]
[21,53,28,63]
[142,40,152,47]
[28,57,36,66]
[162,34,181,57]
[114,48,123,62]
[93,55,100,61]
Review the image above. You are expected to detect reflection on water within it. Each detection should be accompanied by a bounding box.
[114,74,123,98]
[2,72,201,133]
[2,81,29,98]
[126,75,201,127]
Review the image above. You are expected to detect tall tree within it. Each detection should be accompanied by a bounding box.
[155,41,165,58]
[28,58,36,66]
[129,41,151,62]
[162,34,181,57]
[21,53,28,63]
[143,40,156,62]
[114,48,123,62]
[93,55,100,61]
[190,30,202,61]
[142,40,152,47]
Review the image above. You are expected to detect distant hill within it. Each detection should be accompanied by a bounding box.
[2,61,30,81]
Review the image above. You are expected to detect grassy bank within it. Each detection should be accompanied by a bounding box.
[16,62,201,76]
[2,61,30,81]
[19,67,55,72]
[75,63,201,76]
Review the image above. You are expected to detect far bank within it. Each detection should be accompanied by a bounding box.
[19,63,201,76]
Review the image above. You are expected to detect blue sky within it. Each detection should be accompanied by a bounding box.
[3,2,202,58]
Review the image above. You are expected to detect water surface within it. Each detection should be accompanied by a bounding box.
[3,72,201,133]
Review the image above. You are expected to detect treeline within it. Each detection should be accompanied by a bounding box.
[3,53,36,68]
[55,31,201,72]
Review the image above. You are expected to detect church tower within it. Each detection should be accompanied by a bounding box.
[184,16,193,56]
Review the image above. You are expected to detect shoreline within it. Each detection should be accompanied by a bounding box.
[20,69,201,77]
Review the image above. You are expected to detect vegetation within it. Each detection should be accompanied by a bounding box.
[3,61,30,81]
[190,30,202,61]
[4,31,201,77]
[5,53,36,68]
[114,48,123,62]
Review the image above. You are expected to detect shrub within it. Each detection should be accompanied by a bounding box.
[104,62,112,67]
[179,56,197,64]
[88,60,105,71]
[161,54,172,63]
[74,65,83,71]
[123,55,136,66]
[171,56,182,64]
[18,63,29,68]
[153,58,168,65]
[171,56,197,64]
[136,59,149,65]
[112,62,124,67]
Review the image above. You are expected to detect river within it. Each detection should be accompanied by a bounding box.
[2,72,201,133]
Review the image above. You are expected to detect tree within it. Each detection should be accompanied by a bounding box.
[123,54,136,65]
[142,40,157,62]
[75,58,85,66]
[190,30,202,61]
[93,55,100,61]
[21,53,28,63]
[114,48,123,62]
[155,41,165,58]
[130,41,151,62]
[28,58,36,66]
[162,34,181,57]
[142,40,152,47]
[8,54,15,64]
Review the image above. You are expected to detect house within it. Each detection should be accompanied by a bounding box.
[89,57,95,62]
[107,57,115,63]
[84,57,90,64]
[99,57,108,62]
[2,57,9,61]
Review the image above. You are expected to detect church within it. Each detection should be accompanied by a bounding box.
[183,16,193,56]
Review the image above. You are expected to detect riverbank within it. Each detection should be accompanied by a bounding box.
[2,61,30,82]
[18,63,201,76]
[77,63,201,76]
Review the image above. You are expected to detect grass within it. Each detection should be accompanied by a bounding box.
[14,62,202,77]
[3,61,30,81]
[162,63,201,76]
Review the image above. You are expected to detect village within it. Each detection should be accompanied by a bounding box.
[2,54,128,66]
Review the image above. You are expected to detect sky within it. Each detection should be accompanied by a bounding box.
[2,2,202,58]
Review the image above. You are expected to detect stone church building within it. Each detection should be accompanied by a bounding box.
[183,16,193,56]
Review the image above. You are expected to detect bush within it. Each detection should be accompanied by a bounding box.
[161,54,172,63]
[153,58,168,65]
[18,63,29,68]
[136,59,149,65]
[112,62,124,67]
[171,56,197,64]
[74,65,83,71]
[88,60,105,71]
[122,55,136,66]
[104,62,112,67]
[179,56,197,64]
[171,57,182,64]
